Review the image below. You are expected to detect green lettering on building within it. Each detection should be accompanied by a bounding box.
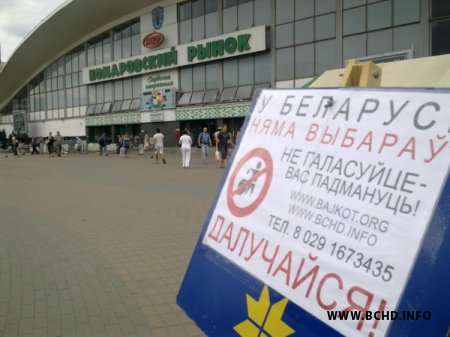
[224,37,237,54]
[111,64,119,77]
[237,34,251,51]
[88,50,179,82]
[187,33,251,63]
[211,40,224,57]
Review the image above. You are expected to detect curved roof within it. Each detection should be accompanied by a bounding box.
[0,0,159,111]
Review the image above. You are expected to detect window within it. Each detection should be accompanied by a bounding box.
[220,87,237,101]
[368,29,392,55]
[121,100,132,111]
[431,0,450,19]
[179,1,191,20]
[315,13,335,40]
[276,47,294,81]
[368,1,392,31]
[315,39,337,75]
[223,59,238,87]
[276,0,294,24]
[112,101,123,112]
[431,19,450,55]
[94,103,104,114]
[102,102,112,113]
[180,67,193,92]
[296,0,314,19]
[235,85,253,100]
[295,19,313,44]
[394,0,419,25]
[86,104,95,115]
[343,34,367,62]
[130,98,141,110]
[276,23,294,48]
[239,56,254,85]
[295,43,314,78]
[203,89,218,103]
[178,92,192,105]
[191,91,205,104]
[238,1,253,29]
[252,83,270,97]
[343,7,366,35]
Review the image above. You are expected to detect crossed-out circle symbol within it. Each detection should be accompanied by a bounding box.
[227,148,273,218]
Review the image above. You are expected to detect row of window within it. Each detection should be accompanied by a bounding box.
[178,83,269,105]
[179,0,270,44]
[86,98,141,115]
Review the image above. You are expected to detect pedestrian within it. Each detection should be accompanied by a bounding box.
[75,137,83,153]
[98,133,108,156]
[152,128,166,164]
[123,133,131,158]
[116,134,123,154]
[198,127,212,164]
[31,136,40,155]
[138,130,145,155]
[55,131,64,157]
[47,132,55,157]
[217,125,232,168]
[174,129,180,147]
[179,130,192,168]
[144,131,149,152]
[11,135,19,156]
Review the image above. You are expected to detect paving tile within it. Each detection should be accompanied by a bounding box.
[0,152,217,337]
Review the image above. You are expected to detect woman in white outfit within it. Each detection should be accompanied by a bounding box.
[179,130,192,168]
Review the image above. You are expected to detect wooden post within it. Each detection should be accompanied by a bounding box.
[340,59,382,87]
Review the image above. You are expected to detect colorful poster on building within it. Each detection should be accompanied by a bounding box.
[141,70,177,110]
[189,88,450,337]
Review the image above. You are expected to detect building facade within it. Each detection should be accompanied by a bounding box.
[0,0,449,146]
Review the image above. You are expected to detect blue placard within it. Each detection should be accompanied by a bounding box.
[178,88,450,337]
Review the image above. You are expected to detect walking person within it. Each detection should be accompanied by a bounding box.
[98,133,108,156]
[198,127,212,164]
[55,131,64,157]
[152,128,166,164]
[31,136,40,155]
[11,135,19,156]
[47,132,55,157]
[179,130,192,168]
[123,133,131,158]
[217,125,232,168]
[75,136,83,153]
[138,130,145,155]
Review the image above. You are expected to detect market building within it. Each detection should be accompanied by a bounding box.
[0,0,449,147]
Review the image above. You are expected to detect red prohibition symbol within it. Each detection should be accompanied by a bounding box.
[227,148,273,218]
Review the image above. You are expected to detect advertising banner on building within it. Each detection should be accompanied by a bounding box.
[13,110,28,135]
[141,70,177,110]
[178,88,450,337]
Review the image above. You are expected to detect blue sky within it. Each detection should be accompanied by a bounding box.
[0,0,67,62]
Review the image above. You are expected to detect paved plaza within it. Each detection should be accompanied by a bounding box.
[0,149,225,337]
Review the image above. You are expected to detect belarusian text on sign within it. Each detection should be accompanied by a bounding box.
[202,88,450,337]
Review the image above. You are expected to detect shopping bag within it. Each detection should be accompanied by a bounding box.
[120,147,125,156]
[215,150,220,161]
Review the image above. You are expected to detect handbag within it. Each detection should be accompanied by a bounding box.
[215,150,220,161]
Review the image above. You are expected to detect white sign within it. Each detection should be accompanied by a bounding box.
[203,88,450,337]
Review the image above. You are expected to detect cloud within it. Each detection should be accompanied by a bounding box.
[0,0,67,61]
